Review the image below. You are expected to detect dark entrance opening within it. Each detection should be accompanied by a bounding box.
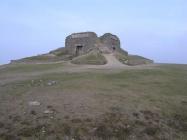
[112,47,116,51]
[76,45,83,56]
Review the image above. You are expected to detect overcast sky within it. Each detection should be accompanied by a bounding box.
[0,0,187,64]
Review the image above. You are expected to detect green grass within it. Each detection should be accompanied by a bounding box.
[3,64,187,111]
[12,48,71,63]
[23,55,53,61]
[0,63,63,75]
[18,55,63,62]
[71,50,107,65]
[127,55,153,65]
[49,47,69,56]
[114,52,128,64]
[114,52,153,66]
[0,64,187,139]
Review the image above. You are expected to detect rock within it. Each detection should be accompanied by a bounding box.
[0,122,4,128]
[44,109,53,114]
[181,100,187,104]
[42,126,46,133]
[28,101,41,106]
[47,81,57,86]
[51,81,57,85]
[30,110,37,115]
[47,82,52,86]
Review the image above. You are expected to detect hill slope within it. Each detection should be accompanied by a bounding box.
[10,46,153,66]
[71,50,107,65]
[0,62,186,140]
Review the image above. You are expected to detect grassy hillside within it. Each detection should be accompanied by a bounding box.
[71,50,107,65]
[11,48,73,64]
[114,51,128,64]
[114,52,153,66]
[127,55,154,65]
[0,63,186,139]
[10,46,153,66]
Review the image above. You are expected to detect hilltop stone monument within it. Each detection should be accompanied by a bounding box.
[11,31,153,65]
[65,32,127,56]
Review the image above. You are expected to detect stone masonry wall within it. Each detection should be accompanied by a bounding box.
[100,33,121,51]
[65,32,98,56]
[65,32,127,56]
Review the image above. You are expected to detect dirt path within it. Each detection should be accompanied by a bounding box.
[103,53,127,67]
